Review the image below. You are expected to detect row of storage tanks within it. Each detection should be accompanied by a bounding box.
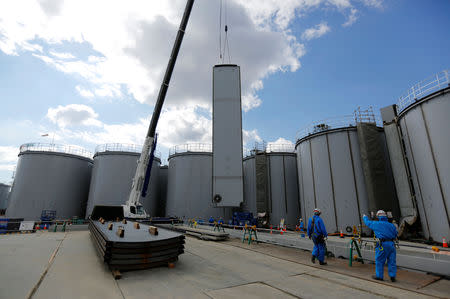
[3,71,449,242]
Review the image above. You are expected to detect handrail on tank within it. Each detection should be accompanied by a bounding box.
[295,107,382,141]
[19,143,92,159]
[169,143,212,156]
[244,142,295,157]
[397,69,450,113]
[95,143,161,159]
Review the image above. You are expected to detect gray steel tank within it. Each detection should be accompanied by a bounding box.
[0,183,10,213]
[166,144,232,221]
[395,70,450,241]
[6,143,93,220]
[85,144,161,218]
[242,144,300,228]
[295,114,398,234]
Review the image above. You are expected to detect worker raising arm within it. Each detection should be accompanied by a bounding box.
[363,210,398,282]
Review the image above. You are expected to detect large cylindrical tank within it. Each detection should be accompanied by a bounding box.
[166,144,232,221]
[6,143,93,220]
[295,121,397,234]
[397,79,450,241]
[85,144,161,218]
[242,145,300,228]
[0,183,10,213]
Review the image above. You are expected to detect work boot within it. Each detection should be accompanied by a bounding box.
[319,261,327,265]
[390,277,396,282]
[372,275,383,281]
[311,255,316,264]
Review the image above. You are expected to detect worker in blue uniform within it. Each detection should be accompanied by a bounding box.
[307,208,328,265]
[363,210,398,282]
[299,218,304,231]
[208,216,214,226]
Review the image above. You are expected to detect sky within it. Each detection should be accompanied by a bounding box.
[0,0,449,183]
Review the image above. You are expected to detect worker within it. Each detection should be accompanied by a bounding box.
[307,208,328,265]
[208,216,214,226]
[363,210,398,282]
[299,218,304,232]
[218,218,224,225]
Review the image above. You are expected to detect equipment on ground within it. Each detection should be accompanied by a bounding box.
[40,210,56,228]
[123,0,195,219]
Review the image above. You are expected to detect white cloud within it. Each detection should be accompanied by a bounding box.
[0,146,19,163]
[302,22,331,40]
[343,8,358,27]
[0,146,19,177]
[359,0,383,9]
[47,104,102,128]
[243,129,262,146]
[75,85,95,99]
[0,0,308,112]
[49,50,75,59]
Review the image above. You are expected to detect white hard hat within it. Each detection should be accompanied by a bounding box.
[376,210,387,217]
[313,208,321,215]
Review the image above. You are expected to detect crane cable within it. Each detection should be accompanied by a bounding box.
[219,0,231,64]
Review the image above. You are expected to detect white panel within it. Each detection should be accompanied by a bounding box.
[212,65,244,207]
[299,141,316,226]
[328,131,361,231]
[310,135,337,232]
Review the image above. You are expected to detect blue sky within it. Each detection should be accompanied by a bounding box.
[0,0,449,183]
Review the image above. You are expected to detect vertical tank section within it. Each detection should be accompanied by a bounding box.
[242,144,300,228]
[158,165,168,217]
[394,70,450,242]
[166,144,232,221]
[295,112,398,234]
[6,143,93,220]
[85,144,161,218]
[0,183,10,214]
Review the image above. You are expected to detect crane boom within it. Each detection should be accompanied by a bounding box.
[124,0,195,219]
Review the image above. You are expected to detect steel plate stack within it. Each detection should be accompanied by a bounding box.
[89,220,185,271]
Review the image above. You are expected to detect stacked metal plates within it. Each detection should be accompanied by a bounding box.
[89,220,185,271]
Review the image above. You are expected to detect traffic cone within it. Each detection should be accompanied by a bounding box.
[44,224,48,230]
[340,230,344,238]
[270,225,273,234]
[35,224,40,230]
[443,237,448,248]
[280,229,284,235]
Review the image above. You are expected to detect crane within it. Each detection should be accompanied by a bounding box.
[123,0,195,219]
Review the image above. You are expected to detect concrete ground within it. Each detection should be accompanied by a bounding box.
[0,230,448,299]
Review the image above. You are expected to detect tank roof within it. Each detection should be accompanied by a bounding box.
[168,143,212,158]
[397,69,449,113]
[19,143,92,159]
[94,143,161,160]
[295,108,382,143]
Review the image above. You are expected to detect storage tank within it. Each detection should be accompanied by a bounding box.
[6,143,93,220]
[295,112,398,234]
[166,144,232,221]
[394,70,450,242]
[85,144,161,218]
[242,143,300,228]
[0,183,10,213]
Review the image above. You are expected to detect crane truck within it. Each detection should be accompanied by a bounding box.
[122,0,195,220]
